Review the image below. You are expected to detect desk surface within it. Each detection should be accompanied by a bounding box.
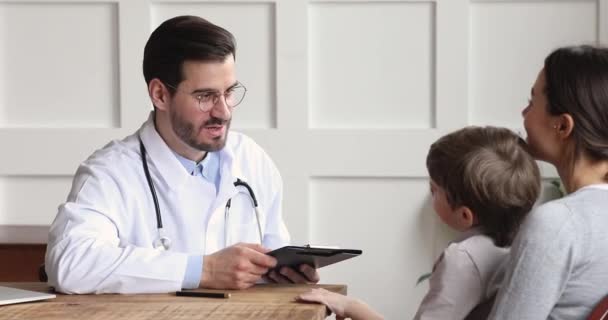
[0,282,345,320]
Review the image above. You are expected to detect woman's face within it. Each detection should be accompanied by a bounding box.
[522,69,561,164]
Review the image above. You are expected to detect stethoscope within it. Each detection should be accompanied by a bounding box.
[138,137,263,251]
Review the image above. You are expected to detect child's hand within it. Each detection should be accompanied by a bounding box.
[297,288,353,319]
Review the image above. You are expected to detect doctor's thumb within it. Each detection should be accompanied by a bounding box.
[240,243,270,253]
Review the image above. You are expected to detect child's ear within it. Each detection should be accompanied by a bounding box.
[456,206,477,230]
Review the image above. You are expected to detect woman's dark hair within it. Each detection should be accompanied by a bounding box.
[143,15,236,94]
[544,45,608,165]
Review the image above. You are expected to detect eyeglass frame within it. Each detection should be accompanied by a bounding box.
[163,81,247,112]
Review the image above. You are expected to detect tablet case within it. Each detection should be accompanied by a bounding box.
[267,245,362,270]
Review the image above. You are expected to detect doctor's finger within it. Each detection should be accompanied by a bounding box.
[299,264,320,283]
[261,274,273,283]
[239,242,270,253]
[246,263,270,276]
[280,267,310,284]
[247,250,277,268]
[233,273,261,289]
[268,270,292,284]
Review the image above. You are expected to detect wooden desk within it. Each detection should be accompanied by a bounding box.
[0,282,346,320]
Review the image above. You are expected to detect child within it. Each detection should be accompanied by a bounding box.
[297,126,541,320]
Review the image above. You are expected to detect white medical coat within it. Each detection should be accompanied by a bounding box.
[45,115,290,294]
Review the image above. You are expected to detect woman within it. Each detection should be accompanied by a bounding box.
[489,45,608,319]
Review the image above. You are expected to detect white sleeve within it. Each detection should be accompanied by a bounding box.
[488,202,575,320]
[413,244,484,320]
[45,164,189,294]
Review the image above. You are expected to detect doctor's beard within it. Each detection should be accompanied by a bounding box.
[170,109,231,152]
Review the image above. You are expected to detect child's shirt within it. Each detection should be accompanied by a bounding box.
[413,228,508,320]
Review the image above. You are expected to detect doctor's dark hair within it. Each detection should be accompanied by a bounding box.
[543,45,608,175]
[143,15,236,94]
[426,126,541,247]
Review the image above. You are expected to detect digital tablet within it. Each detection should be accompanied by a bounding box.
[267,245,362,271]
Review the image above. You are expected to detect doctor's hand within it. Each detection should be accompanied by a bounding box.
[266,264,320,284]
[200,243,277,290]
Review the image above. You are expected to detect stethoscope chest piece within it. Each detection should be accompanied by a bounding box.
[139,136,262,251]
[154,228,172,251]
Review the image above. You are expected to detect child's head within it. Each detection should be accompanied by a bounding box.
[426,126,541,247]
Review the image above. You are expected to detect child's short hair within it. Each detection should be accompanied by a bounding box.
[426,126,541,247]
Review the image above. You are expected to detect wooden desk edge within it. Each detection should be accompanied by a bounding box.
[1,282,347,296]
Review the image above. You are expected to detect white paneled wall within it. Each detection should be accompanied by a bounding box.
[309,2,435,129]
[469,0,599,127]
[0,0,605,318]
[0,2,120,128]
[0,176,72,224]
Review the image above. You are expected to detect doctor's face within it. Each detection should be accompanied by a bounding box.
[168,57,236,152]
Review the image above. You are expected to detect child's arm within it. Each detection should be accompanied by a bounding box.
[297,288,384,320]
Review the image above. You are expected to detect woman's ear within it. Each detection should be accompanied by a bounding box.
[556,113,575,140]
[149,78,171,111]
[456,206,477,230]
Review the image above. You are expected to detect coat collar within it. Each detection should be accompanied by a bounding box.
[137,112,240,199]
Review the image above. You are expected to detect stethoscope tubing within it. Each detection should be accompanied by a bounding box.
[140,139,163,229]
[139,136,262,250]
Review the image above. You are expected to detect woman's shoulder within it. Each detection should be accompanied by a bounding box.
[520,188,608,240]
[533,187,608,220]
[532,197,572,219]
[518,198,575,241]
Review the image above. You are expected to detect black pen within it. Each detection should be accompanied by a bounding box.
[176,290,231,299]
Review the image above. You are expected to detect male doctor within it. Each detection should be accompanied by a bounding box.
[45,15,319,294]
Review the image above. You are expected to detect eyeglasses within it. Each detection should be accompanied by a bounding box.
[164,82,247,112]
